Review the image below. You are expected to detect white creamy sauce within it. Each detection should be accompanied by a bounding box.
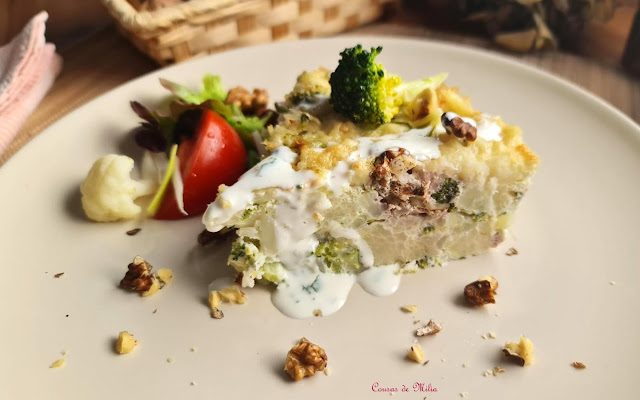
[271,268,356,319]
[357,264,402,296]
[353,126,441,161]
[325,160,351,196]
[202,147,317,232]
[443,111,503,142]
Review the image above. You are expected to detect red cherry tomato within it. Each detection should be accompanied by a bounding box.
[154,109,247,220]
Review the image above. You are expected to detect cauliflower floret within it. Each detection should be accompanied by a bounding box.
[80,155,157,222]
[285,68,331,104]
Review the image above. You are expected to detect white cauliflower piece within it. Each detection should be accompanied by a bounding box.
[80,155,157,222]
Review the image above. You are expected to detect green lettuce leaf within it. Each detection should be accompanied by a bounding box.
[160,74,227,105]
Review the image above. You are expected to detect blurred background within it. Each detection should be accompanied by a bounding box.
[0,0,639,164]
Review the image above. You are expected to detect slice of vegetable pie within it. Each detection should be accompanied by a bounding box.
[203,45,539,318]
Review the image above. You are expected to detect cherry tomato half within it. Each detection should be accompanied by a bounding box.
[154,109,247,220]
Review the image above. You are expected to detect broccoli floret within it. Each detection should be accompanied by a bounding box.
[329,45,401,125]
[431,178,460,204]
[314,237,362,273]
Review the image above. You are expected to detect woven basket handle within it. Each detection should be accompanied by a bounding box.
[101,0,261,32]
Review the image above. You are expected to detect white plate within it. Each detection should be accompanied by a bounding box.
[1,37,639,399]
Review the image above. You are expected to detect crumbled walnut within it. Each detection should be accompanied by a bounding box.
[441,113,477,141]
[464,276,498,306]
[115,331,138,354]
[156,268,173,284]
[488,331,496,339]
[211,308,224,319]
[506,247,518,256]
[167,357,175,363]
[571,362,586,369]
[313,309,323,317]
[225,86,269,114]
[492,366,505,375]
[218,285,247,304]
[502,336,534,366]
[285,338,327,381]
[54,272,64,278]
[120,256,153,292]
[126,228,141,236]
[49,359,65,368]
[402,305,419,313]
[324,366,332,376]
[141,277,161,297]
[416,319,443,336]
[407,343,426,364]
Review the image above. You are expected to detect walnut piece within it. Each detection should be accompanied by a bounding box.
[208,285,246,319]
[407,343,426,364]
[401,305,419,313]
[49,359,65,368]
[502,336,534,366]
[120,256,172,297]
[506,247,518,256]
[571,362,586,369]
[120,256,153,292]
[115,331,138,354]
[225,86,269,115]
[416,319,443,336]
[441,113,477,141]
[464,276,498,306]
[285,338,327,381]
[156,268,173,284]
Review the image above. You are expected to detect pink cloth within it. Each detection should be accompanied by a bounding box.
[0,11,62,156]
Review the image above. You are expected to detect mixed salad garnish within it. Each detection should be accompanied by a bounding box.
[80,75,274,221]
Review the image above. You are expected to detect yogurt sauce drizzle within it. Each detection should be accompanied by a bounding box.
[203,147,317,232]
[203,124,457,319]
[271,264,403,318]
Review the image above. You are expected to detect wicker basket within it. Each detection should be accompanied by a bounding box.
[101,0,397,65]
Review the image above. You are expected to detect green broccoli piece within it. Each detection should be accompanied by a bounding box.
[431,178,460,204]
[314,237,362,273]
[329,45,401,125]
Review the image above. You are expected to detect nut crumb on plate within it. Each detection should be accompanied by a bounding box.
[156,268,173,284]
[460,392,469,398]
[502,336,534,366]
[120,256,169,297]
[284,337,327,381]
[462,362,468,368]
[115,331,138,354]
[126,228,141,236]
[416,319,443,336]
[407,343,426,364]
[505,247,518,256]
[190,381,197,386]
[401,305,419,313]
[571,362,586,369]
[324,366,332,376]
[49,359,65,368]
[208,284,247,318]
[167,357,175,363]
[313,309,323,317]
[488,331,496,339]
[54,272,64,278]
[493,366,505,375]
[464,276,498,306]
